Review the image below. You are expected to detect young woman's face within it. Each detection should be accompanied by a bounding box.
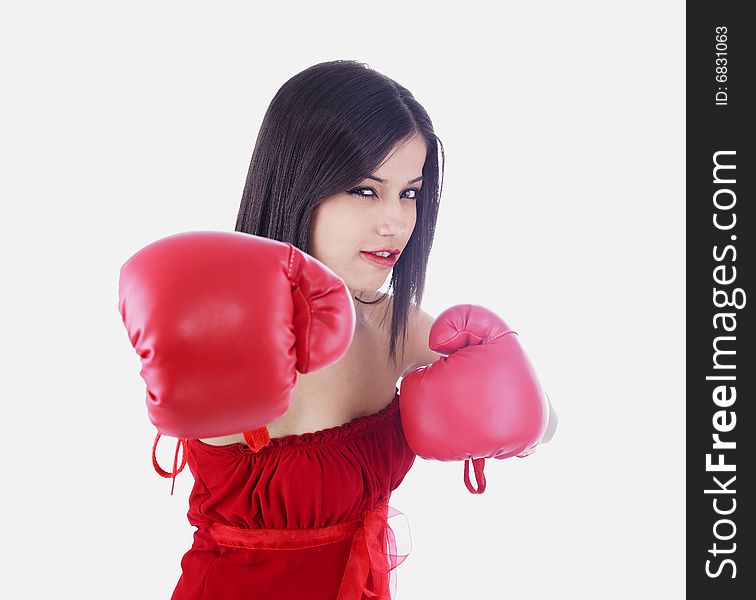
[310,134,427,298]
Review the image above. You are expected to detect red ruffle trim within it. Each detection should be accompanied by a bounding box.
[150,391,402,495]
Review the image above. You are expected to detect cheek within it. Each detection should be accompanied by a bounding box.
[311,202,357,259]
[308,213,321,253]
[407,205,418,231]
[309,210,332,262]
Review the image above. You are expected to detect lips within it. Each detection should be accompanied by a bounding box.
[362,248,401,255]
[360,249,400,268]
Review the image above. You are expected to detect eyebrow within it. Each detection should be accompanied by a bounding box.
[365,175,424,185]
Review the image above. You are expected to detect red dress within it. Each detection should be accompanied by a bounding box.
[166,388,416,600]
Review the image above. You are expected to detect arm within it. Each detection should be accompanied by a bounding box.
[540,392,558,444]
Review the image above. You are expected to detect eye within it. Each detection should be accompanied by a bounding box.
[347,187,377,198]
[347,187,420,200]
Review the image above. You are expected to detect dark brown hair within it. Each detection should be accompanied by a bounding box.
[235,59,444,368]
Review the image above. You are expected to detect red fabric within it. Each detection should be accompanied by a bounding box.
[170,388,416,600]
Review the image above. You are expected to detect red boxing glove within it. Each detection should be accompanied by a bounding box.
[118,231,355,490]
[399,304,548,494]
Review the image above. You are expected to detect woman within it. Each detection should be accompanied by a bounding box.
[176,59,443,600]
[119,59,554,599]
[219,59,443,445]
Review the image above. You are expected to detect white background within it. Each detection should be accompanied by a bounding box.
[1,1,685,598]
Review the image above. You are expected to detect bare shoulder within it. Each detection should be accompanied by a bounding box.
[363,294,439,378]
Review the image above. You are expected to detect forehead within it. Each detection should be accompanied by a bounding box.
[372,135,427,178]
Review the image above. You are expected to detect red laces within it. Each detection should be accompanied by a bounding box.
[151,431,188,496]
[151,427,272,496]
[463,457,487,494]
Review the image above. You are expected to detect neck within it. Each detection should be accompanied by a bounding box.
[350,290,387,327]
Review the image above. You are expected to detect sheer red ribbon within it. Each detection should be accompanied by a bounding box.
[209,498,412,600]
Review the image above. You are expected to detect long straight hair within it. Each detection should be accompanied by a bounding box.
[235,59,444,369]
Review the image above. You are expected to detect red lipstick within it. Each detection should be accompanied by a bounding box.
[360,249,400,268]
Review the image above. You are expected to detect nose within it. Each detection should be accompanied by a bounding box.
[376,197,412,239]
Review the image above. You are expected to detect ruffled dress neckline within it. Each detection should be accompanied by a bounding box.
[194,388,400,452]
